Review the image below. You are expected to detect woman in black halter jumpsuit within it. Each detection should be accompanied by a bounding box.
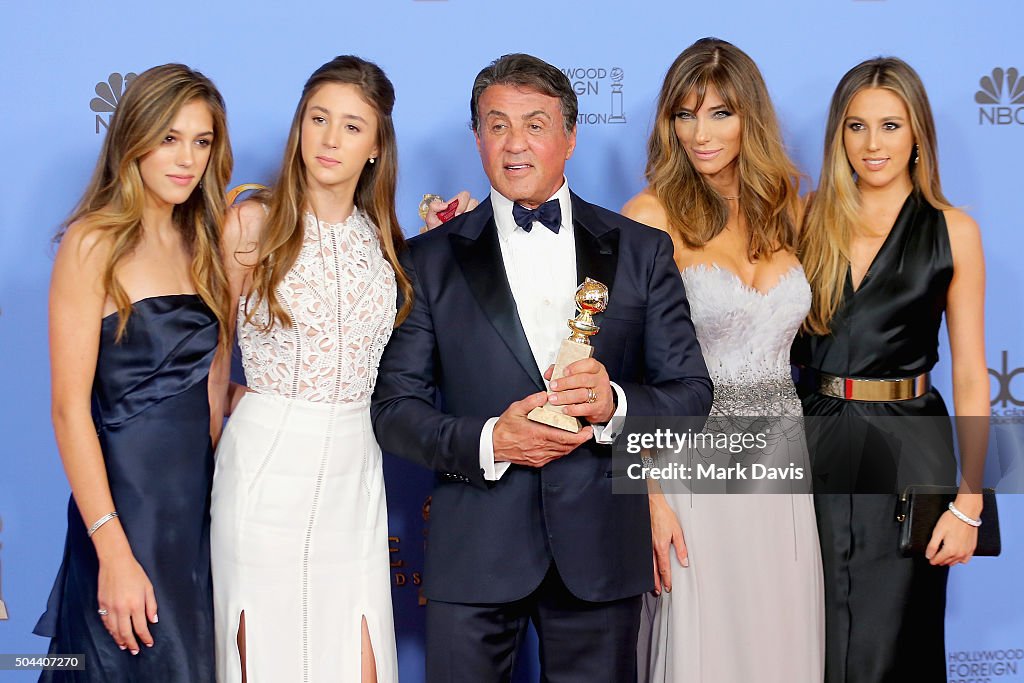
[794,58,988,683]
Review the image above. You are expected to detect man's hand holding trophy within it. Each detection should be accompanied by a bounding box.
[528,277,610,433]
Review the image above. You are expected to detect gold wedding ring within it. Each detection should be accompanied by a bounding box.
[586,388,598,404]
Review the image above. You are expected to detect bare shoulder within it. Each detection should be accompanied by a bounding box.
[943,207,984,268]
[56,217,113,272]
[51,217,112,311]
[223,199,266,269]
[621,189,669,232]
[943,207,980,238]
[225,199,266,244]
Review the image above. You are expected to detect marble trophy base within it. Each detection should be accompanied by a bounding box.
[528,338,594,433]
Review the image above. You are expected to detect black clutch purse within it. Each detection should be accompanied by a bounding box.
[897,486,1001,557]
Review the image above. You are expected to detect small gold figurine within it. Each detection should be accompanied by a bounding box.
[528,278,610,433]
[417,194,445,222]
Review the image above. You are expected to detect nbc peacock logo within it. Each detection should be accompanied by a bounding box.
[976,67,1024,125]
[91,72,137,134]
[989,350,1024,423]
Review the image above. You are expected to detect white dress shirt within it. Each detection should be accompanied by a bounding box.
[479,181,627,480]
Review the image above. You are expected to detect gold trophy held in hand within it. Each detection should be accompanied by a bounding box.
[528,278,610,433]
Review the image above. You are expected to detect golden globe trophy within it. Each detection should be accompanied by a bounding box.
[417,194,445,222]
[528,278,610,433]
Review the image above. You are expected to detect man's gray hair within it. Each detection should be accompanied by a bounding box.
[470,53,578,135]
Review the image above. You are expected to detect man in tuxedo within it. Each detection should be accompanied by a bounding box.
[371,53,711,682]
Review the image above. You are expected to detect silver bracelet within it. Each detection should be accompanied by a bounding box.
[87,511,119,538]
[947,502,982,527]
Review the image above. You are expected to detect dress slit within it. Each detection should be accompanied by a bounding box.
[235,609,247,683]
[361,613,378,682]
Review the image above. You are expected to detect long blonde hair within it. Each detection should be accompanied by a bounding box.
[646,37,801,259]
[245,55,412,330]
[59,63,233,346]
[801,57,951,335]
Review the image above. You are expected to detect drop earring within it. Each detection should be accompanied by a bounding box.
[913,144,919,165]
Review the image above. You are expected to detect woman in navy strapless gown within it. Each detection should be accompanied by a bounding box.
[34,64,233,682]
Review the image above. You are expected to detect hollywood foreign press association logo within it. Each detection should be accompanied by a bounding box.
[947,647,1023,682]
[91,72,137,134]
[561,66,626,126]
[989,350,1024,423]
[975,67,1024,125]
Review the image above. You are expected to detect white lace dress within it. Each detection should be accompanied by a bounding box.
[642,264,824,683]
[211,210,398,683]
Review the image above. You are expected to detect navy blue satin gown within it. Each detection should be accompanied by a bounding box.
[35,295,217,682]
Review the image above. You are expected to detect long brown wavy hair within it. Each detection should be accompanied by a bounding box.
[801,57,951,335]
[646,37,801,259]
[245,55,412,330]
[58,63,233,346]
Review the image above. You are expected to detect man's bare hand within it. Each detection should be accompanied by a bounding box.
[546,358,616,424]
[422,190,480,232]
[493,391,593,467]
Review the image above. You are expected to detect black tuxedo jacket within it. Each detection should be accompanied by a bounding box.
[371,191,712,604]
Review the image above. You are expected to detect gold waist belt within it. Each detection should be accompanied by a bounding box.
[818,372,930,402]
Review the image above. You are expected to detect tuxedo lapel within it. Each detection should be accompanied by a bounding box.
[449,202,546,392]
[571,192,619,298]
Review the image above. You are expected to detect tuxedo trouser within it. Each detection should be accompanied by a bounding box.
[425,563,642,683]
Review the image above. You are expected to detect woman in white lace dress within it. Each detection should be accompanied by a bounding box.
[623,38,824,682]
[209,56,412,683]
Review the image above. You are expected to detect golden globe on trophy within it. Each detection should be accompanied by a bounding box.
[417,194,445,222]
[528,277,610,433]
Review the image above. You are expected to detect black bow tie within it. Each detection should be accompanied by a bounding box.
[512,199,561,234]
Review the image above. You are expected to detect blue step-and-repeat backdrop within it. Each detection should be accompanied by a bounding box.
[1,1,1022,681]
